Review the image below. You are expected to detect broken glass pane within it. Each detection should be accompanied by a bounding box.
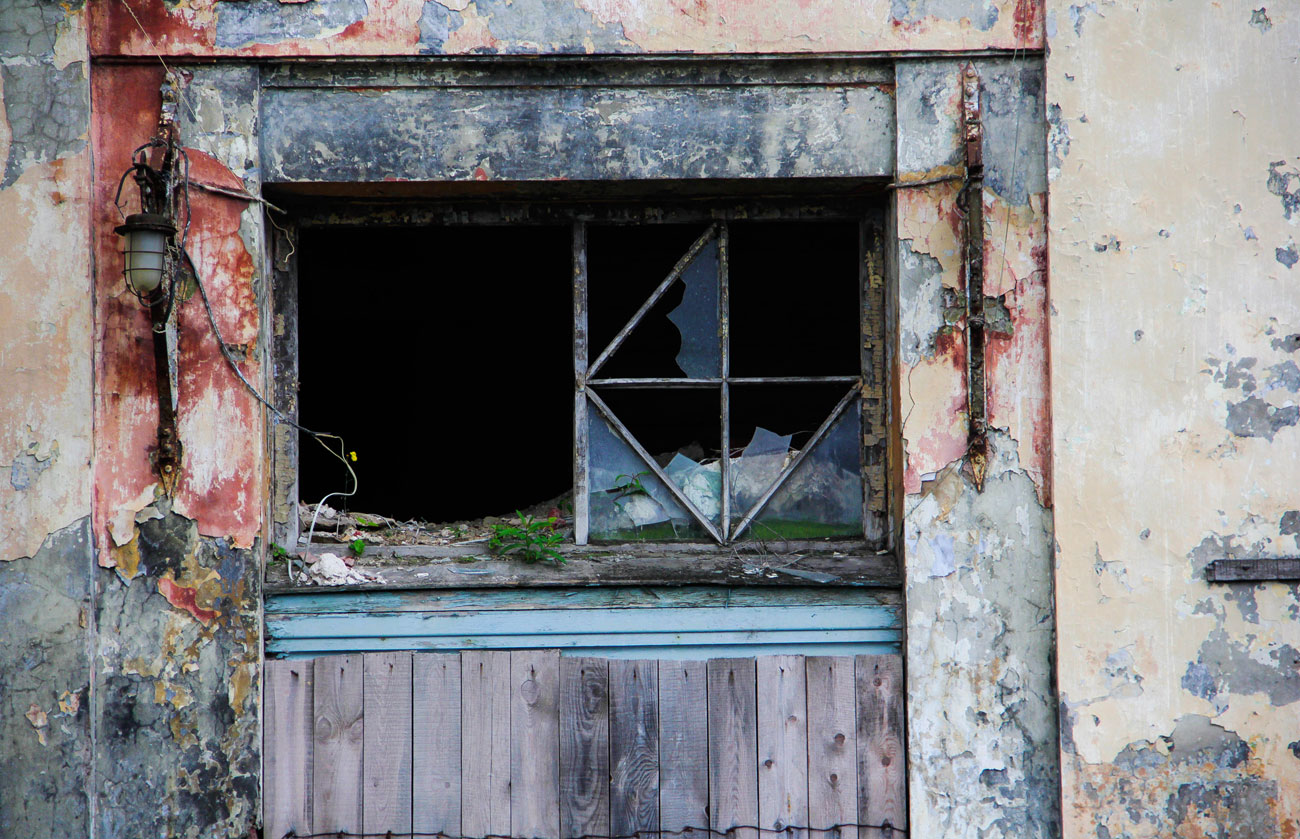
[741,401,863,541]
[730,426,795,521]
[588,410,707,541]
[664,453,722,525]
[665,237,720,378]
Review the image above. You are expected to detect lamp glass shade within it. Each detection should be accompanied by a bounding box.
[125,229,167,292]
[116,213,174,295]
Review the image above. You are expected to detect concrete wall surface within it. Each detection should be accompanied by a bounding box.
[0,0,1293,836]
[1046,1,1300,836]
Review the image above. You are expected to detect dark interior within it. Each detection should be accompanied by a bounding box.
[298,219,861,522]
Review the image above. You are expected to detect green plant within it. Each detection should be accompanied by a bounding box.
[349,538,366,558]
[269,542,291,564]
[488,510,565,565]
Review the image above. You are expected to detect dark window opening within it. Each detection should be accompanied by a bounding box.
[297,225,573,521]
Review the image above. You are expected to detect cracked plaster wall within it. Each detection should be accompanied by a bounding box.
[895,58,1058,838]
[1047,1,1300,836]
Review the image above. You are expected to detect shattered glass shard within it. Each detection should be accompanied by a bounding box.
[664,452,722,524]
[730,426,795,519]
[587,411,705,540]
[664,237,720,377]
[744,402,863,540]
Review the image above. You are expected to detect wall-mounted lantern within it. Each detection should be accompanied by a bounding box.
[112,75,188,490]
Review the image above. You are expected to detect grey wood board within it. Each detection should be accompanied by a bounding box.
[362,652,413,835]
[462,651,512,838]
[856,655,907,837]
[610,659,660,838]
[559,657,610,839]
[658,660,710,836]
[707,658,759,839]
[312,655,364,834]
[413,653,461,836]
[806,657,857,839]
[511,650,562,839]
[756,655,808,839]
[265,659,314,839]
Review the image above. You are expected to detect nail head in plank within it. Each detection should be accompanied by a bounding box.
[659,660,709,837]
[855,655,906,837]
[462,651,512,839]
[362,652,413,836]
[511,649,561,839]
[414,654,461,836]
[265,659,314,839]
[560,658,610,839]
[312,655,364,834]
[806,656,858,839]
[610,659,661,838]
[756,656,808,839]
[707,657,759,839]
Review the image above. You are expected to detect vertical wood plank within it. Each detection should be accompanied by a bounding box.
[856,655,906,839]
[659,661,709,838]
[313,655,363,834]
[708,658,758,839]
[511,650,561,839]
[414,654,461,837]
[807,657,857,839]
[363,652,413,836]
[560,657,610,839]
[265,659,313,839]
[462,651,512,839]
[610,660,660,838]
[756,656,808,839]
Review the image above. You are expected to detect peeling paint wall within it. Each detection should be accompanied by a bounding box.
[1047,1,1300,836]
[895,57,1057,838]
[87,0,1043,58]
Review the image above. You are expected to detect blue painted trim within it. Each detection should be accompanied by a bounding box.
[265,586,901,660]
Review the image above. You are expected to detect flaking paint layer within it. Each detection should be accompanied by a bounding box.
[88,0,1043,58]
[1047,1,1300,835]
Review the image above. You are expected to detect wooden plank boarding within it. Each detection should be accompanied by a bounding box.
[559,657,610,839]
[463,651,512,839]
[312,655,363,835]
[708,658,759,839]
[414,654,461,837]
[363,652,414,836]
[659,660,710,838]
[511,650,561,839]
[756,656,808,839]
[856,655,906,838]
[806,657,857,839]
[610,659,660,838]
[263,650,909,839]
[265,659,313,839]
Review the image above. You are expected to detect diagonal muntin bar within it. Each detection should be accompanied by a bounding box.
[586,388,726,545]
[729,381,862,542]
[586,224,720,380]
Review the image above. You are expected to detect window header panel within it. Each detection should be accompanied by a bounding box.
[260,60,896,185]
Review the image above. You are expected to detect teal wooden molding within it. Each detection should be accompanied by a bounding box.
[266,585,902,660]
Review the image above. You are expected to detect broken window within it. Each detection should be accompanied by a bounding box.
[285,195,888,554]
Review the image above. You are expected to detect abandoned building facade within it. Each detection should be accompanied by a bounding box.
[1,0,1298,837]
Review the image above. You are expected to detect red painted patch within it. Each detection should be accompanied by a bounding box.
[473,167,490,181]
[158,576,219,624]
[1013,0,1042,46]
